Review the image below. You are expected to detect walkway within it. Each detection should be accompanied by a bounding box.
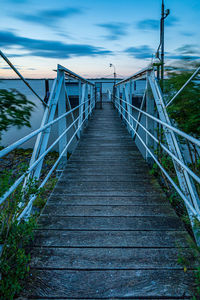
[23,103,193,299]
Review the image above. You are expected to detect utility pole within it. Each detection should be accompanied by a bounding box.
[156,0,170,89]
[161,0,165,84]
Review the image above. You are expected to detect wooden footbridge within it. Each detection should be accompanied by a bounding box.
[1,62,200,299]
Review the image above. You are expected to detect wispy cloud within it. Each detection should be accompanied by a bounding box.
[176,44,199,55]
[136,17,178,31]
[180,32,194,37]
[167,44,200,61]
[0,30,112,59]
[97,22,128,40]
[14,7,82,27]
[137,19,159,31]
[124,45,154,59]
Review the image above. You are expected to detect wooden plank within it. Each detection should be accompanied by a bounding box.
[62,166,151,176]
[58,174,153,182]
[42,204,175,217]
[68,158,147,163]
[38,216,184,230]
[33,230,189,248]
[30,247,194,269]
[53,186,164,197]
[66,160,149,166]
[73,150,141,156]
[52,190,165,197]
[22,269,193,298]
[48,195,168,205]
[55,181,161,190]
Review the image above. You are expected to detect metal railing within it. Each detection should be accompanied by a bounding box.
[114,66,200,244]
[0,64,96,221]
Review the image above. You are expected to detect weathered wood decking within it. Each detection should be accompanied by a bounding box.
[23,103,193,299]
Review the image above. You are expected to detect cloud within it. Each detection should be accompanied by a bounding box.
[124,45,154,59]
[1,66,12,69]
[97,22,128,40]
[137,19,159,31]
[166,44,200,61]
[136,16,178,31]
[176,44,199,55]
[167,55,200,61]
[0,30,112,59]
[165,16,179,27]
[180,32,194,37]
[14,7,82,26]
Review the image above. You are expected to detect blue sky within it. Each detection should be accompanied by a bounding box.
[0,0,200,78]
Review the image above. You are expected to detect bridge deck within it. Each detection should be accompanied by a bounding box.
[23,103,193,299]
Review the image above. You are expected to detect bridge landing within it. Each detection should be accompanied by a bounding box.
[23,103,193,299]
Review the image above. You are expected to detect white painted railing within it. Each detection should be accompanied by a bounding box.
[0,64,96,221]
[114,66,200,244]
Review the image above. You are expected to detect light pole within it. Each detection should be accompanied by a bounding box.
[109,63,116,105]
[109,63,116,85]
[156,0,170,88]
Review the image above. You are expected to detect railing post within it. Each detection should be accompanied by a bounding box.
[129,80,134,138]
[115,87,118,110]
[58,69,67,169]
[32,74,63,179]
[118,86,122,117]
[78,83,85,136]
[85,84,89,123]
[145,73,154,165]
[78,80,82,135]
[90,85,95,114]
[122,85,126,121]
[95,86,97,109]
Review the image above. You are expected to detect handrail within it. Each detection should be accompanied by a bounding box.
[0,98,91,158]
[115,66,151,86]
[17,100,94,220]
[115,97,200,218]
[115,95,200,148]
[0,50,48,107]
[115,102,199,218]
[166,66,200,107]
[113,67,200,241]
[58,64,95,86]
[0,100,93,205]
[116,100,200,185]
[0,64,96,222]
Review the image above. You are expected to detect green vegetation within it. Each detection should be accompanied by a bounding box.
[0,88,60,299]
[0,155,58,299]
[0,88,35,140]
[164,69,200,138]
[177,224,200,300]
[0,217,37,300]
[0,173,39,299]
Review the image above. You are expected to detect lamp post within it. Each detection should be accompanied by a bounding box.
[156,0,170,88]
[109,63,116,105]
